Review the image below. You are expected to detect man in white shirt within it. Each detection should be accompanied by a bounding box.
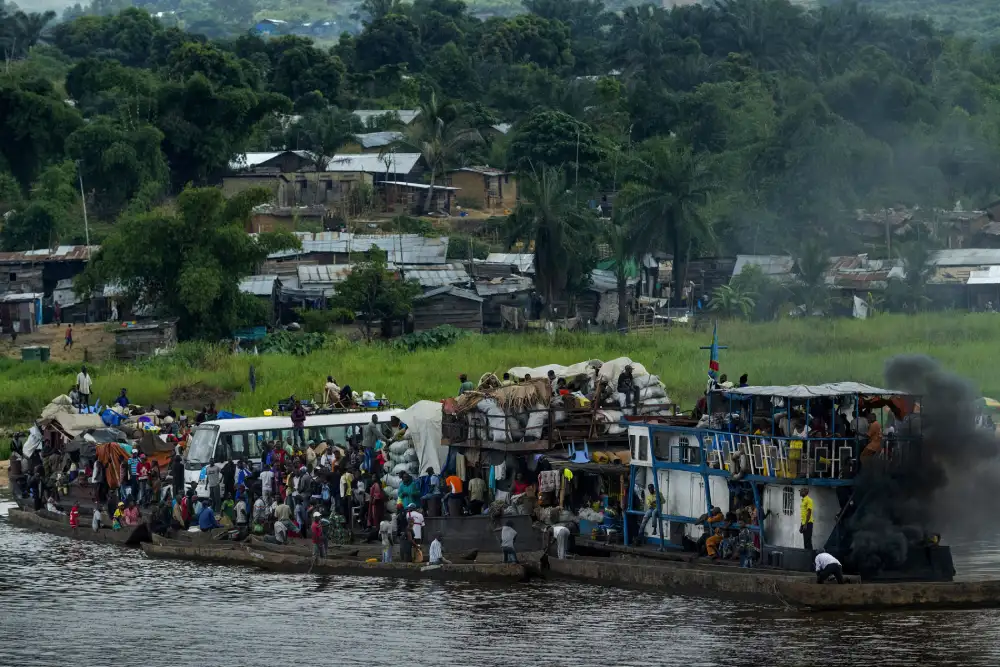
[428,534,450,565]
[406,503,425,544]
[815,551,844,584]
[324,376,341,406]
[76,366,93,409]
[552,524,571,559]
[259,465,274,504]
[498,520,518,563]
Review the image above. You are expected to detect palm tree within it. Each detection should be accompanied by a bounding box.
[793,239,830,315]
[898,238,936,313]
[506,167,597,317]
[295,108,361,172]
[619,137,715,302]
[709,284,756,320]
[604,212,648,330]
[404,93,481,214]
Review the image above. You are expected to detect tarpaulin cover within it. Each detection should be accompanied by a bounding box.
[96,442,130,489]
[508,357,651,384]
[398,400,445,475]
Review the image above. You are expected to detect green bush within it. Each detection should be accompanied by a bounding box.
[391,325,468,351]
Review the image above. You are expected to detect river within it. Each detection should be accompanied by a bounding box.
[1,501,999,667]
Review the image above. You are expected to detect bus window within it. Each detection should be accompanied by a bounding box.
[186,425,219,466]
[227,433,247,461]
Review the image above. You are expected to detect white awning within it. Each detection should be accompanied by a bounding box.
[726,382,908,398]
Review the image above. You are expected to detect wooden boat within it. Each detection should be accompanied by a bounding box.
[151,533,243,549]
[7,508,151,546]
[141,542,528,582]
[247,536,361,559]
[774,579,1000,612]
[168,527,242,544]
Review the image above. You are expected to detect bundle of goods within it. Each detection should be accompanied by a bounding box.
[450,357,673,444]
[382,438,418,503]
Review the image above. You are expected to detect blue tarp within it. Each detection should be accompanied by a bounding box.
[216,411,244,420]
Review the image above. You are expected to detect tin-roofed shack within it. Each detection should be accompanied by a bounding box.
[412,286,483,332]
[114,320,178,361]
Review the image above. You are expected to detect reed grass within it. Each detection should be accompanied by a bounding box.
[0,313,997,436]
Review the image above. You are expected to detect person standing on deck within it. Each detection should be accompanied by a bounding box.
[861,410,883,459]
[467,474,486,515]
[406,503,424,546]
[458,374,474,395]
[634,484,664,545]
[799,488,814,551]
[362,415,385,451]
[815,551,844,584]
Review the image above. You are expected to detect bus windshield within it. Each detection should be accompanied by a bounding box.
[186,425,219,467]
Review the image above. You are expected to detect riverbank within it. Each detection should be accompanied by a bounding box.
[0,312,998,430]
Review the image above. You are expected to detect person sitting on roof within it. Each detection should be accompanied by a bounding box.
[458,374,475,395]
[617,366,635,407]
[500,373,514,387]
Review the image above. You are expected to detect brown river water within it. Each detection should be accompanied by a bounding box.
[2,499,1000,667]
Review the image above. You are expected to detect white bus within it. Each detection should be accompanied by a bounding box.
[183,409,402,496]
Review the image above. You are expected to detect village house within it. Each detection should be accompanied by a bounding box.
[247,205,328,234]
[447,166,517,211]
[412,286,483,333]
[238,274,280,324]
[352,109,421,128]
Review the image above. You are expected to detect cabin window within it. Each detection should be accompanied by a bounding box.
[652,432,671,460]
[782,486,794,516]
[629,434,637,459]
[638,435,649,461]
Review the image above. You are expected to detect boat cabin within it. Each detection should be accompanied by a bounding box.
[625,382,922,573]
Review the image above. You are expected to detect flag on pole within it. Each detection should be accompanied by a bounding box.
[708,321,720,378]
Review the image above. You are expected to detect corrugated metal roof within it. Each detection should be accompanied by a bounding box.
[967,266,1000,285]
[267,233,449,265]
[239,274,278,296]
[415,285,483,302]
[932,249,1000,267]
[824,254,903,290]
[354,131,404,148]
[228,150,313,171]
[483,253,534,274]
[733,254,795,278]
[589,268,639,293]
[326,153,422,174]
[298,265,352,285]
[930,266,976,285]
[473,276,534,297]
[0,246,96,263]
[53,279,81,308]
[398,263,469,287]
[0,292,42,302]
[452,166,508,176]
[353,109,420,125]
[380,181,459,191]
[491,123,511,135]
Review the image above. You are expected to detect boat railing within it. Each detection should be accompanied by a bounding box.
[705,432,859,480]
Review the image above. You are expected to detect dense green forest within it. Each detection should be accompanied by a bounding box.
[843,0,1000,45]
[3,0,1000,335]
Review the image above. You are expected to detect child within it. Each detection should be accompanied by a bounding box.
[113,501,125,530]
[92,506,102,531]
[69,502,80,529]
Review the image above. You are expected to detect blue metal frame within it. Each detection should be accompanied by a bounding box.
[625,420,859,551]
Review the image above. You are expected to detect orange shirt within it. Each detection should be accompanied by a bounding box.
[445,475,463,494]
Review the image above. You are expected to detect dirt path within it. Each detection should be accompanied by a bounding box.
[0,323,115,362]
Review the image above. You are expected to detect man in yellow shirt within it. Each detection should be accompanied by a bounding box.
[799,488,814,551]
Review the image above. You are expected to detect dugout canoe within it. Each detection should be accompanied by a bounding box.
[246,536,361,559]
[7,508,150,546]
[141,542,528,582]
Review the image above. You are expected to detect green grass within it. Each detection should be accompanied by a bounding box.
[1,312,998,431]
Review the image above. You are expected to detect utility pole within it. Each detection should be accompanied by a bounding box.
[75,160,90,257]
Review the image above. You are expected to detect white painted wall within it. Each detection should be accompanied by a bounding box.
[763,484,839,549]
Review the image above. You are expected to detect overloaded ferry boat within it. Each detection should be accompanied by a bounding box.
[623,345,955,582]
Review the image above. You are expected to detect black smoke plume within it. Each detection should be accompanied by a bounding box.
[846,355,999,574]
